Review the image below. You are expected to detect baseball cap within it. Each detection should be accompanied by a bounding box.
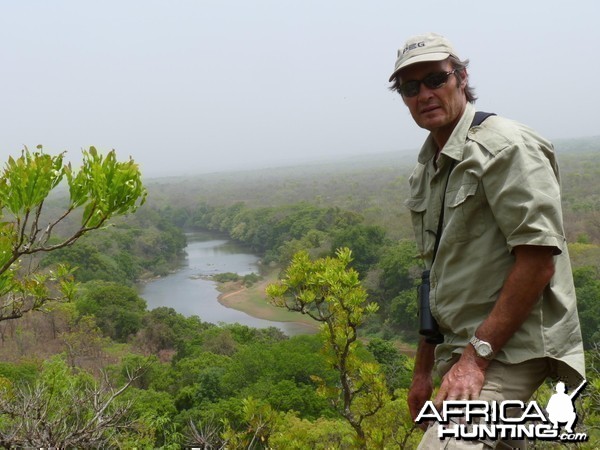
[388,33,460,82]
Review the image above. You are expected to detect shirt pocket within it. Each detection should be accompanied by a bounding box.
[445,177,486,244]
[405,197,428,255]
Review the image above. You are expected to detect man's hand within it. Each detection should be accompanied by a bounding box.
[434,350,487,407]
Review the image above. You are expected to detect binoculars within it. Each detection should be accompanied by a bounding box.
[417,270,444,344]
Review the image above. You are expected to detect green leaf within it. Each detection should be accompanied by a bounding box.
[0,148,65,217]
[67,147,147,227]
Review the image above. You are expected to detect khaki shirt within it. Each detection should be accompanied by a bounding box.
[406,103,585,383]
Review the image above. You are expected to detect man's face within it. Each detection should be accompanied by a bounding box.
[398,59,467,143]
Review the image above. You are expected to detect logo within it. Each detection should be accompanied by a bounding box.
[402,41,425,55]
[416,380,588,443]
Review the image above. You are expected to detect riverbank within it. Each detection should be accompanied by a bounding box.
[216,268,320,335]
[216,267,418,355]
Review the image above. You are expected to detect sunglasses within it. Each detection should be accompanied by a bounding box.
[399,70,457,98]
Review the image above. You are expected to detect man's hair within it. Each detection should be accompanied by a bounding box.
[388,56,477,103]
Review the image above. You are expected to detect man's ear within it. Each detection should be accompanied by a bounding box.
[459,69,468,88]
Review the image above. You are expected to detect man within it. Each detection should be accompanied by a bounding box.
[389,33,585,448]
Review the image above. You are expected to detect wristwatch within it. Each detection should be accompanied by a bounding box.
[469,336,494,360]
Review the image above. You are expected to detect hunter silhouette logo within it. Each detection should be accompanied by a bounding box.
[415,379,589,443]
[546,380,586,434]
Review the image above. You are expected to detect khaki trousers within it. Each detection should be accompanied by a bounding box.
[416,357,551,450]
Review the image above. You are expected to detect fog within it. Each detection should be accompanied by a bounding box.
[1,0,598,177]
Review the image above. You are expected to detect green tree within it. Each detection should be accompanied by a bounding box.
[376,240,422,338]
[134,307,209,355]
[378,240,421,297]
[0,147,146,322]
[0,361,38,386]
[389,289,419,340]
[121,387,183,448]
[573,266,600,347]
[330,225,387,276]
[269,413,355,449]
[267,248,389,448]
[367,338,412,391]
[43,241,131,283]
[75,281,147,342]
[216,336,334,420]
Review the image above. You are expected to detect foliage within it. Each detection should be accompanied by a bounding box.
[361,392,419,449]
[43,240,132,283]
[41,207,187,283]
[367,338,412,391]
[269,413,356,449]
[267,248,390,448]
[0,360,38,385]
[143,152,415,240]
[216,336,334,419]
[1,280,598,449]
[75,280,147,342]
[369,239,423,340]
[187,202,363,264]
[0,355,149,448]
[121,386,183,448]
[573,266,600,347]
[0,147,146,322]
[134,306,212,356]
[212,272,242,283]
[61,314,110,368]
[212,271,261,287]
[377,239,422,296]
[331,224,387,276]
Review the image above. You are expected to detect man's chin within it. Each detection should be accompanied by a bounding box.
[418,116,446,131]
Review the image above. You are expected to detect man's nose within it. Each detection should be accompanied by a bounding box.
[417,84,435,100]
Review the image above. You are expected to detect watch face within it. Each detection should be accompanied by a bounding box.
[478,342,493,358]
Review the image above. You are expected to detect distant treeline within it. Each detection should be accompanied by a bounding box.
[145,145,600,244]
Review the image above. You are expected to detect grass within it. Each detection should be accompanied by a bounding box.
[217,268,319,334]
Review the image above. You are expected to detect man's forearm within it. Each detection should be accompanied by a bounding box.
[409,337,437,421]
[414,337,436,378]
[473,245,555,359]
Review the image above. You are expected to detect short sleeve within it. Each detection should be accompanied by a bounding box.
[481,140,565,254]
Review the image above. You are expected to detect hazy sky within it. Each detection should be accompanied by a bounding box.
[1,1,598,177]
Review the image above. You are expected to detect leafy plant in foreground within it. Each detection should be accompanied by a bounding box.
[267,248,389,448]
[0,146,146,322]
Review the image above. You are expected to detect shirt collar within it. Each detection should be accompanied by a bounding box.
[416,103,476,165]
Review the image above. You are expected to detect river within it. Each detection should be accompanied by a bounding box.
[139,231,308,335]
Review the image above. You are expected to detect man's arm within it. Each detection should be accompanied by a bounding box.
[408,338,436,425]
[434,244,555,404]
